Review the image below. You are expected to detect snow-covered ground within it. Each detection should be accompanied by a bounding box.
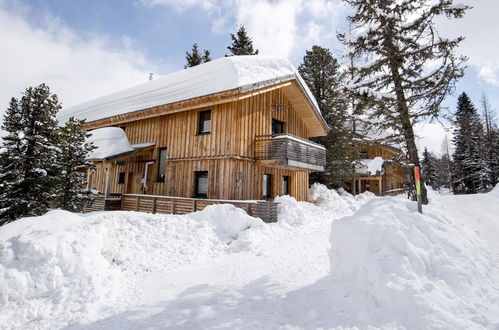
[1,184,498,329]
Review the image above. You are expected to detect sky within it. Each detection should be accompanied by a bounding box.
[0,0,498,155]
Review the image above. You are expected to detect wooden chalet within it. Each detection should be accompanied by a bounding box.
[348,139,405,195]
[59,56,329,210]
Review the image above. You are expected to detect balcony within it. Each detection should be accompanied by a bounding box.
[255,134,326,171]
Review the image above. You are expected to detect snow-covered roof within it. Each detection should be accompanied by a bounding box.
[355,157,385,176]
[58,55,325,128]
[86,127,154,160]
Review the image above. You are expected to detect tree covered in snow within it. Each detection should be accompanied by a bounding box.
[54,117,95,212]
[298,45,359,189]
[185,43,211,68]
[0,84,61,224]
[480,93,499,186]
[421,147,438,189]
[338,0,469,204]
[452,92,490,194]
[227,26,259,56]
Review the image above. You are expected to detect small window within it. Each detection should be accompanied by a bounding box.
[282,176,290,195]
[118,172,126,184]
[262,174,272,199]
[272,119,284,134]
[156,148,168,182]
[198,110,211,134]
[195,171,208,198]
[360,151,368,159]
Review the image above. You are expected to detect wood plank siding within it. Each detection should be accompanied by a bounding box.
[85,83,324,202]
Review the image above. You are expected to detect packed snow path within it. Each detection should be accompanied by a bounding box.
[1,185,498,329]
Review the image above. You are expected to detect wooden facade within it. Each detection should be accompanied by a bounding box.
[85,82,327,202]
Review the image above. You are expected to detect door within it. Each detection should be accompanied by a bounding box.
[127,172,143,194]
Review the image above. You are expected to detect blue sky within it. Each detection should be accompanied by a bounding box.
[0,0,498,154]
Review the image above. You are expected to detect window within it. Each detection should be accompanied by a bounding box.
[118,172,126,184]
[195,171,208,198]
[282,176,290,195]
[262,174,272,199]
[360,151,369,159]
[272,119,284,134]
[198,110,211,134]
[156,148,167,181]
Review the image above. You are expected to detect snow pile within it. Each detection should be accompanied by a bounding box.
[309,183,375,216]
[0,206,265,329]
[329,196,499,329]
[86,127,134,160]
[355,156,385,175]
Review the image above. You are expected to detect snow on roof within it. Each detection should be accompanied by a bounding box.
[355,157,385,175]
[58,55,323,125]
[86,127,154,160]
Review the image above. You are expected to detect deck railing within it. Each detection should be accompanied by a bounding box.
[121,194,278,223]
[255,133,326,171]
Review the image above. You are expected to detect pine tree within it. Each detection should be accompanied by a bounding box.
[0,84,61,224]
[452,92,490,194]
[480,93,498,186]
[227,26,258,56]
[298,45,358,189]
[338,0,469,204]
[54,117,95,212]
[185,43,211,68]
[421,147,437,189]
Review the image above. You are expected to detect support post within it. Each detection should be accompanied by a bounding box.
[378,177,382,196]
[415,166,423,214]
[104,162,113,198]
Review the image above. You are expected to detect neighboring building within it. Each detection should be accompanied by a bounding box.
[58,56,328,202]
[349,138,405,195]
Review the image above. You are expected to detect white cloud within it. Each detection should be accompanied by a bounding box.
[0,3,155,123]
[140,0,215,11]
[437,1,499,86]
[414,122,454,157]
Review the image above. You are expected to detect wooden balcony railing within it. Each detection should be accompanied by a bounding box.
[255,134,326,171]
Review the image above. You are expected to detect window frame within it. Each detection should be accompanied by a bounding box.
[195,171,209,198]
[262,173,272,199]
[197,110,212,135]
[156,147,168,182]
[282,175,290,195]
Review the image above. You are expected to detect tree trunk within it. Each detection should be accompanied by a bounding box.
[385,32,429,204]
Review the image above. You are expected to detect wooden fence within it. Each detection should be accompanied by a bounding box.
[82,196,122,212]
[121,194,278,223]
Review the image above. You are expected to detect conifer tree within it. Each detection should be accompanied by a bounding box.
[338,0,469,204]
[298,45,358,188]
[452,92,490,194]
[0,84,61,224]
[421,147,437,189]
[227,26,259,56]
[480,93,498,186]
[185,43,211,68]
[54,117,95,212]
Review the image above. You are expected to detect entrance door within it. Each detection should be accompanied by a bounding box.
[127,172,143,194]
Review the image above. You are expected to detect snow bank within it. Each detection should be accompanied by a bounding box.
[329,196,499,329]
[0,206,265,329]
[86,127,134,160]
[355,156,385,175]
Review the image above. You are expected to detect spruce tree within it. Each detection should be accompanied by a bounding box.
[452,92,490,194]
[54,117,95,212]
[185,43,211,68]
[338,0,469,204]
[298,45,358,189]
[0,84,61,224]
[480,93,498,186]
[421,147,437,189]
[227,26,259,56]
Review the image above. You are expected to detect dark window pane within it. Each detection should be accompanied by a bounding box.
[157,148,167,181]
[360,151,368,159]
[272,119,284,134]
[118,172,126,184]
[282,176,289,195]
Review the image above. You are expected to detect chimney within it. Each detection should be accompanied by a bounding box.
[149,72,154,81]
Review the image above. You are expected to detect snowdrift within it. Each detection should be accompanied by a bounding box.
[330,194,499,329]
